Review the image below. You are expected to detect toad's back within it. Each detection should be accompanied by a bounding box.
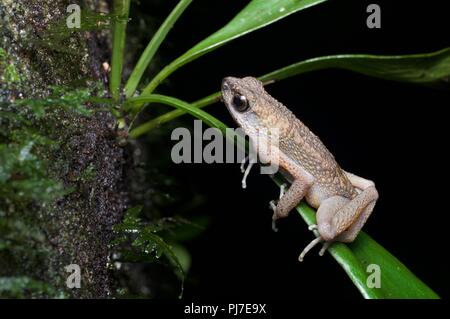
[274,100,357,200]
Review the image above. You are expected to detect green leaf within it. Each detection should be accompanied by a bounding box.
[259,47,450,84]
[126,94,229,137]
[130,47,450,136]
[31,10,112,54]
[282,183,439,299]
[124,0,193,98]
[112,206,187,298]
[129,92,221,137]
[14,86,93,118]
[170,244,192,274]
[125,205,144,219]
[126,94,248,153]
[0,276,64,298]
[10,178,68,202]
[0,48,21,84]
[348,232,439,298]
[141,0,328,95]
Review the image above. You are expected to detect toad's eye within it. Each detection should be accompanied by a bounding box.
[232,94,249,112]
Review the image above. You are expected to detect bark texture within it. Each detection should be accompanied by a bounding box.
[1,0,126,298]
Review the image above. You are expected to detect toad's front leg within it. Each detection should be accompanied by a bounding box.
[269,152,314,231]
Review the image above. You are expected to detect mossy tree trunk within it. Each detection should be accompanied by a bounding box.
[1,0,126,298]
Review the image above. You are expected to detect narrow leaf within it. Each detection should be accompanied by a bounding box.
[126,94,228,137]
[348,232,439,298]
[124,0,193,98]
[293,193,439,299]
[141,0,328,95]
[131,47,450,136]
[260,47,450,84]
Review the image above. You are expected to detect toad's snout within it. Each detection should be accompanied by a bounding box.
[221,78,230,91]
[221,76,240,92]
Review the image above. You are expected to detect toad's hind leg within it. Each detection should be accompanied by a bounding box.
[336,200,376,242]
[316,176,378,242]
[337,172,378,242]
[299,173,378,261]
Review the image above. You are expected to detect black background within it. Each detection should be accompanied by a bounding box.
[131,0,449,299]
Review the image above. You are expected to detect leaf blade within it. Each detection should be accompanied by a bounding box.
[348,232,440,299]
[130,47,450,137]
[259,47,450,84]
[126,94,228,137]
[295,202,439,299]
[292,201,383,299]
[124,0,193,98]
[141,0,329,95]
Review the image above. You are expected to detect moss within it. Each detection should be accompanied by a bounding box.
[0,48,21,84]
[0,276,67,298]
[1,0,126,298]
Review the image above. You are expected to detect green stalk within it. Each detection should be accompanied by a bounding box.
[124,0,193,98]
[125,94,227,136]
[126,94,247,151]
[129,92,220,138]
[110,0,131,101]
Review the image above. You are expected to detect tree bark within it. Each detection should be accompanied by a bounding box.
[1,0,126,298]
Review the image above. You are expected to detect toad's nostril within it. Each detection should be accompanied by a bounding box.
[221,78,230,90]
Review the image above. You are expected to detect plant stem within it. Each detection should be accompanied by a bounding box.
[125,94,227,138]
[128,92,220,137]
[124,0,193,99]
[110,0,131,102]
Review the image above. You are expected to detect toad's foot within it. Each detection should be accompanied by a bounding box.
[269,200,278,232]
[240,156,256,189]
[268,184,287,232]
[279,183,287,199]
[298,237,323,262]
[298,224,332,262]
[240,156,248,173]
